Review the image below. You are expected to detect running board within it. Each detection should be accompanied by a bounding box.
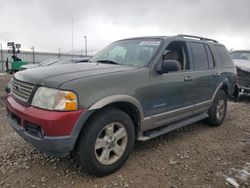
[138,113,208,142]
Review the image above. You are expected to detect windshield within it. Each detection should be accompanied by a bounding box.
[231,51,250,61]
[90,39,162,67]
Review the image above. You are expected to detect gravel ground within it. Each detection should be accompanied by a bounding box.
[0,73,249,188]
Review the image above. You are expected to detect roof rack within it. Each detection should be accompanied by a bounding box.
[177,34,218,43]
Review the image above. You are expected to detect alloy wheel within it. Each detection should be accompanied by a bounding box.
[94,122,128,165]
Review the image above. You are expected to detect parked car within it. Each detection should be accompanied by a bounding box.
[4,58,90,93]
[231,50,250,96]
[19,58,90,70]
[6,35,237,176]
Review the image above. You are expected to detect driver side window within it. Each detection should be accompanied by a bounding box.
[162,41,189,71]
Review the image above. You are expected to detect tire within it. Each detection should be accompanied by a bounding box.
[74,108,135,177]
[206,90,227,127]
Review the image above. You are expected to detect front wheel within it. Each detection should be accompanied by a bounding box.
[74,108,135,176]
[206,90,227,127]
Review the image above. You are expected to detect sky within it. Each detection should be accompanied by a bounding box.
[0,0,250,54]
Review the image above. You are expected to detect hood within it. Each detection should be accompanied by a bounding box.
[233,59,250,72]
[15,63,137,88]
[20,64,40,69]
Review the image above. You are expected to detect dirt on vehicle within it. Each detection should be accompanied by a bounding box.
[0,73,249,188]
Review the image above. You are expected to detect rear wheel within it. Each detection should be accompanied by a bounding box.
[74,108,135,176]
[206,90,227,126]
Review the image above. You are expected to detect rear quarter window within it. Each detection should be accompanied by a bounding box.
[205,45,215,69]
[214,45,234,67]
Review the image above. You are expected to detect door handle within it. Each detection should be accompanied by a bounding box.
[213,72,220,77]
[184,76,193,81]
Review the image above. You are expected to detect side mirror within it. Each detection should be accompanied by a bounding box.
[156,60,180,74]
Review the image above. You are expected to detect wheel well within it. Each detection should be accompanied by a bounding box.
[108,102,141,137]
[85,102,141,138]
[72,101,141,155]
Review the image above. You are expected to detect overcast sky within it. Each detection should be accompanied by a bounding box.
[0,0,250,53]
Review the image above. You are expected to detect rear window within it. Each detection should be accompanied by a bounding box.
[214,45,234,67]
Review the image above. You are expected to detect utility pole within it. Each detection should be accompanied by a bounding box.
[0,43,3,71]
[31,46,35,64]
[71,20,74,60]
[84,35,87,56]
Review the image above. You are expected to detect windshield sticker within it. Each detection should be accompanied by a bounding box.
[139,41,161,46]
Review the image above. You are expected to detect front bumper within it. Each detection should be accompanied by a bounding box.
[6,95,85,156]
[239,86,250,96]
[237,67,250,96]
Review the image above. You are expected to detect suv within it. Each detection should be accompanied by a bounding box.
[6,34,237,176]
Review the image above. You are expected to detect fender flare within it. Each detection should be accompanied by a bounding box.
[212,79,230,101]
[70,95,145,148]
[88,94,145,120]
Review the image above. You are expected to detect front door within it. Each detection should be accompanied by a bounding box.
[148,41,195,129]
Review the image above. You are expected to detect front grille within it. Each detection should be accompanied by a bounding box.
[11,79,35,103]
[237,68,250,88]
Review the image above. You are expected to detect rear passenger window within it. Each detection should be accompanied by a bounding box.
[189,42,209,70]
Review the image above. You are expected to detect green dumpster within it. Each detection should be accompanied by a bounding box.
[11,61,27,72]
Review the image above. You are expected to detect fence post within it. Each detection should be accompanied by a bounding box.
[0,43,3,71]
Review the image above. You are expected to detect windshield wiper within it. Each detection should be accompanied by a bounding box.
[96,60,120,65]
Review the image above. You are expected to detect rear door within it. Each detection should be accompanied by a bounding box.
[187,42,220,110]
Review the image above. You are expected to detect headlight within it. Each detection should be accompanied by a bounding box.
[31,87,78,111]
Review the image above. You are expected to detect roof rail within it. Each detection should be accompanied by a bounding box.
[177,34,218,43]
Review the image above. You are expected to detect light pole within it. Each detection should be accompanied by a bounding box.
[31,46,35,64]
[0,43,3,71]
[84,35,87,56]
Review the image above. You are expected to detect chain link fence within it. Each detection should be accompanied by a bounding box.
[0,50,93,71]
